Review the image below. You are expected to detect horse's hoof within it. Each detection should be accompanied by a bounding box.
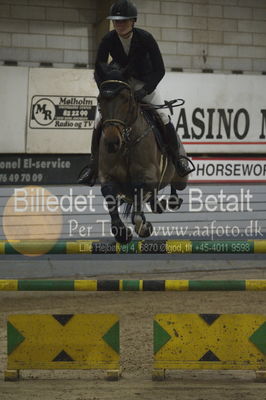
[136,221,153,238]
[150,199,166,214]
[132,213,146,225]
[112,225,133,244]
[168,195,183,211]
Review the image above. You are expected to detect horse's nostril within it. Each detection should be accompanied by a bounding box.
[107,141,120,153]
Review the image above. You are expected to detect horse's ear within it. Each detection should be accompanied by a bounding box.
[121,65,131,80]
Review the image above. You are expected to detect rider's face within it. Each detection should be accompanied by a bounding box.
[113,19,134,37]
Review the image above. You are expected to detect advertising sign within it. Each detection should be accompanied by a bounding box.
[190,157,266,183]
[1,67,266,155]
[0,154,88,185]
[159,73,266,154]
[26,68,98,154]
[29,96,97,130]
[1,155,266,186]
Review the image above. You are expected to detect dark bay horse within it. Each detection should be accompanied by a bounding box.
[97,68,189,244]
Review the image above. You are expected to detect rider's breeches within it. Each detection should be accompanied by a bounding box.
[129,77,170,125]
[143,90,169,125]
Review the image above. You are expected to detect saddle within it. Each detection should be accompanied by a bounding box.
[141,105,166,153]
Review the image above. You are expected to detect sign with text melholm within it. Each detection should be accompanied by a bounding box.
[26,68,98,154]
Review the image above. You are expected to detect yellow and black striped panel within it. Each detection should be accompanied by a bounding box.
[1,279,266,291]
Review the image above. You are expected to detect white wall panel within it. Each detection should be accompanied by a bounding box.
[0,66,28,153]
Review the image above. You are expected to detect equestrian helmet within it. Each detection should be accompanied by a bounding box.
[107,0,137,21]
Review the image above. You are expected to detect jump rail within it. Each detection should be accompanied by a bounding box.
[0,239,266,254]
[1,279,266,291]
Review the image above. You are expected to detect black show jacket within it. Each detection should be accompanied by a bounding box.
[94,27,165,94]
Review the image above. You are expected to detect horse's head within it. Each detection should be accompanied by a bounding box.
[97,65,136,154]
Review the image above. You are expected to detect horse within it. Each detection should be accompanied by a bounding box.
[97,66,189,244]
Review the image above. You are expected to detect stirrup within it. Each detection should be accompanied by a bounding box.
[77,165,97,186]
[175,156,195,177]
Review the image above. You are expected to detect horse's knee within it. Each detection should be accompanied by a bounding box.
[132,182,156,196]
[101,183,117,197]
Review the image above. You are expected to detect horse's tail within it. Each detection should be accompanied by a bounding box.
[123,203,133,219]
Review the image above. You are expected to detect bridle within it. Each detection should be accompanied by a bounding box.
[99,79,139,145]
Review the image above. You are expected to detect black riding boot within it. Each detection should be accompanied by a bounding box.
[164,122,193,177]
[77,123,102,186]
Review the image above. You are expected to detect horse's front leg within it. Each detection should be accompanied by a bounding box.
[101,183,133,244]
[149,189,167,214]
[131,185,153,238]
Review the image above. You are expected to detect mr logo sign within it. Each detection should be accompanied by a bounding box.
[30,95,97,130]
[31,98,56,126]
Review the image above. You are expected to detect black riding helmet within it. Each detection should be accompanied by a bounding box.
[107,0,137,21]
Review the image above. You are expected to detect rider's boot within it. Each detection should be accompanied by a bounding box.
[77,122,102,186]
[164,121,193,177]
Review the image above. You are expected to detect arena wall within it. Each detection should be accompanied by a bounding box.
[0,0,266,74]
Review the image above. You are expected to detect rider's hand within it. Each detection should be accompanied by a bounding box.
[134,88,147,102]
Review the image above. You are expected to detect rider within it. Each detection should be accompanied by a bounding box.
[78,0,192,185]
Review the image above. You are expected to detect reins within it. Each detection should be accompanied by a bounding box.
[140,99,185,116]
[99,80,185,148]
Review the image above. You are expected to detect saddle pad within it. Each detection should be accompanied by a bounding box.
[142,107,165,153]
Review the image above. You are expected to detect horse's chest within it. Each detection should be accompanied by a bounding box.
[100,156,128,182]
[111,163,128,180]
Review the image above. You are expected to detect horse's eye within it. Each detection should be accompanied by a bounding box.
[120,91,129,101]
